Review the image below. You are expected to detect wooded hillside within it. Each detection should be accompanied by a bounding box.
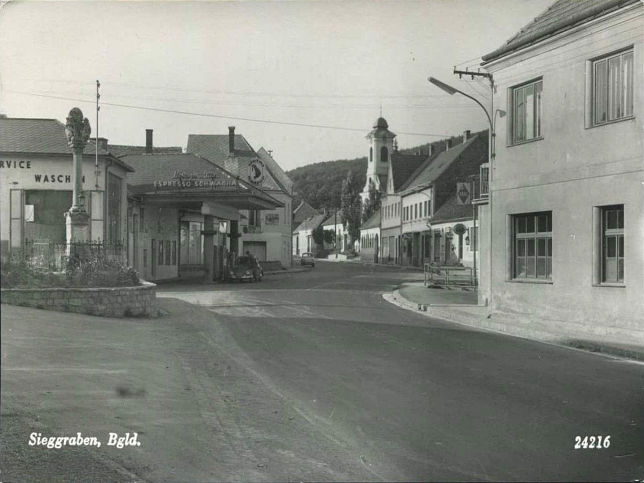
[286,134,478,210]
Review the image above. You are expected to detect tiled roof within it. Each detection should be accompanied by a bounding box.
[361,208,381,230]
[482,0,639,62]
[431,194,473,223]
[390,152,428,192]
[401,135,480,192]
[322,209,343,227]
[293,200,319,224]
[121,153,233,191]
[293,213,326,233]
[109,144,182,157]
[0,117,133,172]
[256,147,294,195]
[186,134,255,165]
[0,118,109,155]
[120,152,278,207]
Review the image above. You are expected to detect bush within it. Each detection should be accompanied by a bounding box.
[65,249,139,287]
[1,247,139,289]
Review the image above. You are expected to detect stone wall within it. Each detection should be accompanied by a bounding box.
[0,280,158,318]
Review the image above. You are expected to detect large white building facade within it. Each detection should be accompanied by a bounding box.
[478,0,643,334]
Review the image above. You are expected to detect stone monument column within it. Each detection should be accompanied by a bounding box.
[64,108,91,252]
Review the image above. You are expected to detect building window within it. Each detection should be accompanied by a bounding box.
[510,78,542,144]
[414,204,418,219]
[512,212,552,280]
[601,205,624,283]
[172,240,177,265]
[180,221,204,265]
[592,49,633,126]
[107,173,122,243]
[165,240,171,265]
[143,249,147,268]
[369,147,373,162]
[159,239,164,266]
[381,146,388,163]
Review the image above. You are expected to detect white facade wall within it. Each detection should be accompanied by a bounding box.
[482,5,644,328]
[0,154,128,254]
[401,188,433,234]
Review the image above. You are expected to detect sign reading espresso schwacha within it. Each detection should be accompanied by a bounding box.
[153,170,237,190]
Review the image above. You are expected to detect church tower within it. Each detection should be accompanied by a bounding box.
[361,116,396,205]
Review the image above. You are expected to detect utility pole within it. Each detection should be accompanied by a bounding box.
[95,80,100,188]
[452,66,494,302]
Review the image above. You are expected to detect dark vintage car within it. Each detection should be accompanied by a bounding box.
[300,252,315,267]
[227,256,263,282]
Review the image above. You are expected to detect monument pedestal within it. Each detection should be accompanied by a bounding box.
[65,210,90,257]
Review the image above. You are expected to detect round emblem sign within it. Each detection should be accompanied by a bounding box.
[248,159,265,185]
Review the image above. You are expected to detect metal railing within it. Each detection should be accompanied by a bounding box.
[424,262,476,287]
[21,240,125,271]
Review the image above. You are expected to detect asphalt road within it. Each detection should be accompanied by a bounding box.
[2,261,643,482]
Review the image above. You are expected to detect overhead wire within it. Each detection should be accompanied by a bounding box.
[5,90,456,138]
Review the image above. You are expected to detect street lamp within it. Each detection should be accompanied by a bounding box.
[428,76,500,294]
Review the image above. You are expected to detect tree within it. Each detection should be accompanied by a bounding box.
[311,225,325,246]
[340,170,362,245]
[361,179,381,224]
[323,229,335,245]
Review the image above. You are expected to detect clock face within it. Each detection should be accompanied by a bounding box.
[248,159,265,185]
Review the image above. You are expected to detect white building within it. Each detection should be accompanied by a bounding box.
[478,0,643,334]
[0,117,132,259]
[187,127,294,268]
[292,213,326,257]
[321,210,348,252]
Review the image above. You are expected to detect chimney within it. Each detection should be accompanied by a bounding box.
[228,126,235,154]
[97,137,108,151]
[463,130,471,143]
[145,129,153,154]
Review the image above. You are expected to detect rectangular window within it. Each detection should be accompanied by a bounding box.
[172,240,177,265]
[601,205,624,283]
[180,221,204,265]
[107,173,122,244]
[164,240,171,265]
[158,239,164,266]
[593,49,633,126]
[511,78,542,144]
[512,211,552,280]
[469,226,478,252]
[414,204,418,219]
[143,248,147,268]
[424,201,428,217]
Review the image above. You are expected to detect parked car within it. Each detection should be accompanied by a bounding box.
[227,256,263,282]
[300,252,315,267]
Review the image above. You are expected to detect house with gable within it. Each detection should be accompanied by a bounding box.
[293,200,318,227]
[477,0,643,335]
[380,150,430,264]
[292,213,326,257]
[187,127,294,268]
[399,130,488,268]
[321,209,348,253]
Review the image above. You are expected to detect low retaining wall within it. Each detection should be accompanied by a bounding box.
[1,280,158,318]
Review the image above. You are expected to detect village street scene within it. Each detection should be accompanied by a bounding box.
[0,1,642,482]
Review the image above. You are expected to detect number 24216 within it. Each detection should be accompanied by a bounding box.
[574,435,611,449]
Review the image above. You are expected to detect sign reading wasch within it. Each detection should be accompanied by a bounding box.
[154,170,238,190]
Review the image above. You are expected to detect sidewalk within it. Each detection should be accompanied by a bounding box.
[386,281,644,361]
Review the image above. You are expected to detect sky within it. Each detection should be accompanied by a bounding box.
[0,0,553,171]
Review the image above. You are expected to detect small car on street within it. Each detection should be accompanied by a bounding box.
[300,252,315,267]
[227,255,263,282]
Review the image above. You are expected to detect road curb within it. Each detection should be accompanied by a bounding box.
[384,290,644,362]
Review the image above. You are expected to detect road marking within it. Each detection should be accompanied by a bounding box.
[3,367,128,374]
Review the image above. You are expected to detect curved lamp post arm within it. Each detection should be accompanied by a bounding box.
[428,77,492,130]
